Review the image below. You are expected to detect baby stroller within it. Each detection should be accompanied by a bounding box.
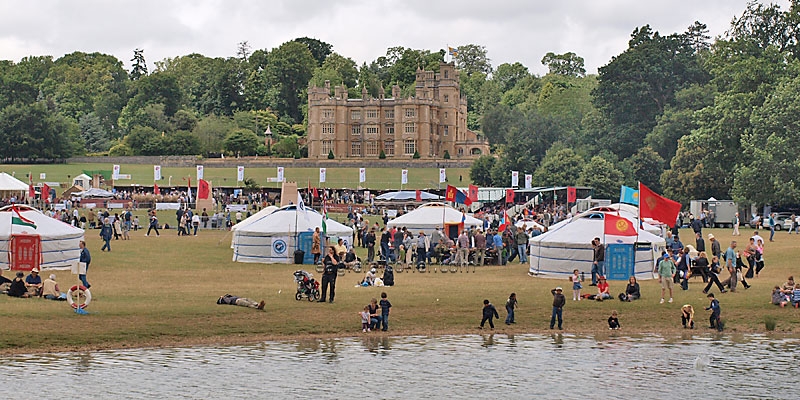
[383,265,394,286]
[294,270,321,302]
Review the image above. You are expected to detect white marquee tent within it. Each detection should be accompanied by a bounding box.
[387,202,483,239]
[528,208,666,281]
[232,205,353,264]
[0,205,85,271]
[0,172,30,200]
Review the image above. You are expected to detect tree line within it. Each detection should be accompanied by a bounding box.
[0,1,798,205]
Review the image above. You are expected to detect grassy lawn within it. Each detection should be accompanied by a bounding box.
[1,226,798,354]
[0,164,472,190]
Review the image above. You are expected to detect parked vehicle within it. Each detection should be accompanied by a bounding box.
[689,200,738,228]
[761,213,794,230]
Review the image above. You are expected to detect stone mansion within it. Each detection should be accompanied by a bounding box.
[306,62,490,160]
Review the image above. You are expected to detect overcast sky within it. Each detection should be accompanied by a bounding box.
[0,0,789,75]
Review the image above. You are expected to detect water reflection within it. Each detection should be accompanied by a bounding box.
[0,334,797,399]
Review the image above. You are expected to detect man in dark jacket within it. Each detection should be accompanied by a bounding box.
[99,218,113,252]
[591,238,605,286]
[550,287,566,330]
[695,232,705,252]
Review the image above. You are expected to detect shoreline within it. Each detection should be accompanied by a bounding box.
[3,325,795,356]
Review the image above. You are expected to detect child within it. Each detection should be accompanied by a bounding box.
[379,292,392,331]
[570,269,582,301]
[359,306,371,332]
[550,287,566,330]
[505,293,518,325]
[608,310,620,330]
[133,216,140,231]
[705,293,722,331]
[772,285,789,308]
[792,284,800,308]
[479,299,499,329]
[681,304,695,329]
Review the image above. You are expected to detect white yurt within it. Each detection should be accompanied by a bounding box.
[0,205,85,271]
[387,202,483,239]
[232,205,353,264]
[528,208,666,281]
[230,205,279,248]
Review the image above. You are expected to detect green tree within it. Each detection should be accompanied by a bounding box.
[469,155,496,186]
[123,125,162,155]
[163,130,202,155]
[531,146,584,187]
[541,52,586,77]
[223,128,259,156]
[272,135,300,158]
[493,62,530,93]
[265,41,317,123]
[193,115,236,154]
[453,44,491,76]
[645,84,714,161]
[623,146,665,192]
[0,102,78,160]
[292,37,333,66]
[130,48,147,80]
[171,109,198,132]
[577,156,624,199]
[79,112,111,153]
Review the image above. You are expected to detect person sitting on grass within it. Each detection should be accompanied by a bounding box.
[772,285,789,308]
[594,276,612,301]
[216,294,265,310]
[42,274,67,301]
[7,272,30,298]
[25,268,43,297]
[792,284,800,309]
[360,268,377,287]
[0,269,11,294]
[619,276,641,301]
[344,247,359,270]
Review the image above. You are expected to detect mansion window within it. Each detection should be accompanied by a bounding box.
[351,142,362,157]
[321,140,333,155]
[386,125,395,135]
[385,110,394,119]
[444,111,448,120]
[443,126,449,136]
[404,108,416,118]
[443,94,449,103]
[404,140,416,155]
[384,141,395,156]
[350,110,361,120]
[366,125,379,135]
[322,109,334,119]
[352,125,362,135]
[321,124,335,134]
[365,141,378,156]
[404,122,416,134]
[366,109,378,119]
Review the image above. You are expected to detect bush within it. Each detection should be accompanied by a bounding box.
[412,150,420,159]
[328,150,335,159]
[443,150,451,159]
[379,150,386,159]
[108,143,133,156]
[765,316,776,331]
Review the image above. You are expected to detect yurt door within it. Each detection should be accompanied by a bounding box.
[10,234,42,271]
[297,232,314,264]
[606,243,634,280]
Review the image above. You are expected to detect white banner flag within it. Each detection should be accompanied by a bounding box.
[277,166,284,182]
[112,165,120,180]
[525,174,532,189]
[439,168,446,183]
[237,166,244,182]
[196,165,204,181]
[154,165,162,181]
[359,168,366,183]
[401,169,408,185]
[319,168,327,183]
[511,171,519,187]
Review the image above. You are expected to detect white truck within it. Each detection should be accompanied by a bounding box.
[689,199,738,228]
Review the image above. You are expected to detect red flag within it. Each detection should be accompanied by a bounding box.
[639,183,681,226]
[415,190,422,201]
[42,183,51,203]
[28,174,34,198]
[198,179,210,200]
[567,186,577,203]
[498,210,511,232]
[154,183,160,195]
[444,185,472,205]
[505,188,515,203]
[468,185,478,202]
[604,214,637,236]
[313,187,319,198]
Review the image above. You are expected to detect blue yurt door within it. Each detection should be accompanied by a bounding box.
[297,232,315,264]
[606,243,634,280]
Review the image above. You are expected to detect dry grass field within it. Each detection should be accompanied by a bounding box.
[1,225,799,354]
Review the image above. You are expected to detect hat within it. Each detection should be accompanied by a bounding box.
[370,268,376,273]
[555,286,563,291]
[598,275,606,280]
[31,268,39,273]
[16,271,24,278]
[708,233,715,239]
[49,274,56,280]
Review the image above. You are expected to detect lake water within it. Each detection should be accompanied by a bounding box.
[1,334,793,399]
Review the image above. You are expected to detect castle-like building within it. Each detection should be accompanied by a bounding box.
[306,62,489,160]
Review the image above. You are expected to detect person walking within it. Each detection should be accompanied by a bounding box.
[479,299,499,330]
[722,241,738,292]
[79,240,91,288]
[99,218,113,252]
[732,212,740,236]
[146,210,160,237]
[768,213,776,242]
[505,293,518,325]
[658,249,676,304]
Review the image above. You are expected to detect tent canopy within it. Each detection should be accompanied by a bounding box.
[0,172,30,192]
[76,188,114,199]
[529,209,665,280]
[387,202,483,238]
[233,205,353,264]
[0,205,85,270]
[375,191,441,201]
